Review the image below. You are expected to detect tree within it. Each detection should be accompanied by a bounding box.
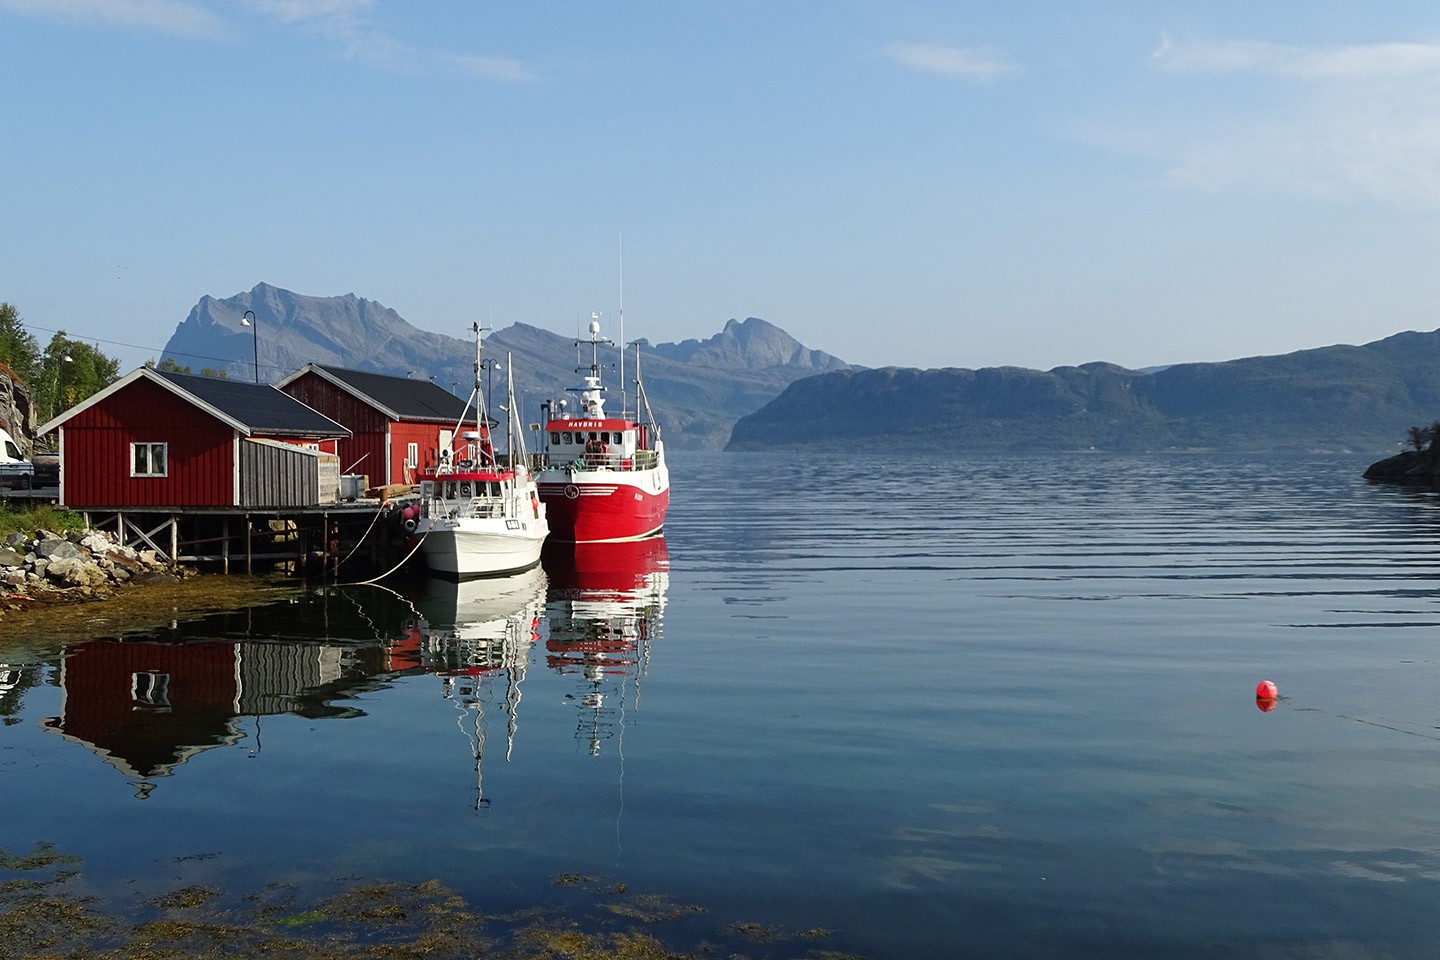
[0,302,40,384]
[38,332,121,422]
[151,357,191,374]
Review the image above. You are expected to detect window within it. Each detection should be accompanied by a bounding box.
[550,432,561,444]
[406,442,419,467]
[3,439,19,460]
[132,672,171,708]
[131,442,167,477]
[563,432,574,444]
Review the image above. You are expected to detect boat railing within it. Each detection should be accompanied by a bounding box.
[540,449,659,473]
[460,499,506,518]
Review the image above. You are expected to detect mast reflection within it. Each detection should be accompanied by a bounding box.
[543,538,669,756]
[411,567,547,807]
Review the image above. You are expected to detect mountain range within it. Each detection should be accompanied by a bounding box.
[727,329,1440,453]
[160,285,1440,454]
[159,283,851,448]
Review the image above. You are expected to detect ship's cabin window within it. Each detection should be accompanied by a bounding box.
[459,481,472,498]
[588,431,599,442]
[563,431,574,444]
[550,431,560,444]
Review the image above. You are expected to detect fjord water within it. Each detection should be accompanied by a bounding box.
[6,451,1440,958]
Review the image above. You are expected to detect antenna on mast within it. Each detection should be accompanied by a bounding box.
[619,233,626,419]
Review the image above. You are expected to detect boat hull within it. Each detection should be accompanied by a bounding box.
[536,471,669,543]
[417,518,548,579]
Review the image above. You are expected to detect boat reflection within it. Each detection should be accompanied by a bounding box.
[543,538,669,756]
[409,567,548,807]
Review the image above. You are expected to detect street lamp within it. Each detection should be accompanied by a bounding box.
[241,310,258,383]
[51,354,72,420]
[479,357,503,422]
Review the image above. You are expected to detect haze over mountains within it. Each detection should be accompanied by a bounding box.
[159,284,851,448]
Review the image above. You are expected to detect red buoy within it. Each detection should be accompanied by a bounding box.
[1255,680,1278,700]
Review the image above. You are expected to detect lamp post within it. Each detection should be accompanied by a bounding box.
[479,357,503,421]
[241,310,258,383]
[51,354,72,421]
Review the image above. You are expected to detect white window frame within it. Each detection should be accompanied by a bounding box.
[131,442,168,477]
[406,442,419,467]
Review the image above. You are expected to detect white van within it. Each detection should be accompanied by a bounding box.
[0,429,35,489]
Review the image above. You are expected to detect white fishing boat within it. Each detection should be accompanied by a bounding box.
[415,324,548,578]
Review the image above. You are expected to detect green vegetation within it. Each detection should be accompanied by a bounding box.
[0,301,122,424]
[0,843,867,959]
[0,503,85,539]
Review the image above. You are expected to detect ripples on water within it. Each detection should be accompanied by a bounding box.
[6,451,1440,958]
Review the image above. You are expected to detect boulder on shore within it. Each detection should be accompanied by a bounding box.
[0,525,190,614]
[1363,450,1440,487]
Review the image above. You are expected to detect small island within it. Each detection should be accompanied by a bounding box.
[1364,423,1440,488]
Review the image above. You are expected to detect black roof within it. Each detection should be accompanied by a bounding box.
[156,371,349,437]
[315,365,473,422]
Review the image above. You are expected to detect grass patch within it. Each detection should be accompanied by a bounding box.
[0,503,85,540]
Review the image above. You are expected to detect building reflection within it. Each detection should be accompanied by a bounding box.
[542,538,669,756]
[409,567,548,808]
[32,542,668,800]
[39,634,402,796]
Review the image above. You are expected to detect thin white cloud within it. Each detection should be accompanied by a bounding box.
[442,53,534,83]
[243,0,373,25]
[0,0,229,38]
[885,42,1017,83]
[1153,32,1440,79]
[1139,34,1440,208]
[0,0,531,81]
[237,0,533,81]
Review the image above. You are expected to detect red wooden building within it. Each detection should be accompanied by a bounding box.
[38,368,350,509]
[276,364,476,486]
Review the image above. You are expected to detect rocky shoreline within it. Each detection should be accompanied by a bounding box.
[1362,449,1440,488]
[0,526,194,612]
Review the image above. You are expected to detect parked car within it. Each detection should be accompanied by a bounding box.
[0,429,55,490]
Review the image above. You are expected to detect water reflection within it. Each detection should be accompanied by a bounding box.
[409,567,548,808]
[543,538,669,756]
[39,636,393,794]
[29,542,670,800]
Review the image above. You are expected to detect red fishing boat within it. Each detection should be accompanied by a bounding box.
[534,315,669,543]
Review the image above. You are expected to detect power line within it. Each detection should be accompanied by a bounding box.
[21,323,284,372]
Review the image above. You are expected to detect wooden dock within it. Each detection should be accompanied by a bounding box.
[79,502,414,577]
[1,488,415,577]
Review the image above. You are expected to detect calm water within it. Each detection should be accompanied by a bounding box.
[6,451,1440,958]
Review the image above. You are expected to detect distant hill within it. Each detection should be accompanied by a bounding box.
[727,330,1440,453]
[159,283,850,448]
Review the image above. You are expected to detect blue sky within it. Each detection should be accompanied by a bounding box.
[3,1,1439,373]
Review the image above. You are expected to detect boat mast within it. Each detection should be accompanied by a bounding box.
[619,235,626,420]
[506,352,528,465]
[474,321,493,466]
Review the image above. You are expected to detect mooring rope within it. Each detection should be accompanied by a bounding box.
[339,530,427,586]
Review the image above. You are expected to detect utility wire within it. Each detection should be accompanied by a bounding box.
[21,323,292,373]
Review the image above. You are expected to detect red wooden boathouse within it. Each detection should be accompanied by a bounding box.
[277,364,477,486]
[37,367,350,509]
